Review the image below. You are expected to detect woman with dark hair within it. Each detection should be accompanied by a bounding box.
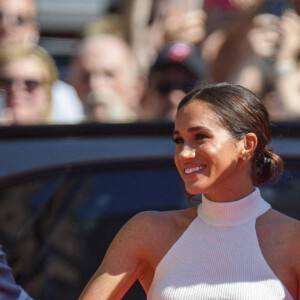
[79,83,299,299]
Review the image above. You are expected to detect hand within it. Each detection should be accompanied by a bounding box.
[229,0,263,12]
[163,9,207,45]
[154,0,207,45]
[277,10,300,62]
[248,13,281,59]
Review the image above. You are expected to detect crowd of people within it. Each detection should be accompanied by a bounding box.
[0,0,83,125]
[0,1,299,300]
[0,0,299,125]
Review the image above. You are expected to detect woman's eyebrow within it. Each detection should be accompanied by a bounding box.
[188,126,212,133]
[173,126,212,135]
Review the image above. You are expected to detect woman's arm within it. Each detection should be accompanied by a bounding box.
[78,213,150,300]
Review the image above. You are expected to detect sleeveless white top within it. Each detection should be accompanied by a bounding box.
[147,188,293,300]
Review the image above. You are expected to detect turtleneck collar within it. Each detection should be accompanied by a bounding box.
[197,188,271,228]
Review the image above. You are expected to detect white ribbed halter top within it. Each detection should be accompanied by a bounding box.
[147,188,293,300]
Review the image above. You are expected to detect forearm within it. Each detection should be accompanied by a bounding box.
[209,7,259,82]
[79,272,132,300]
[275,69,300,115]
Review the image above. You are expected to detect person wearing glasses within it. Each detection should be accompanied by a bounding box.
[0,44,57,125]
[0,0,84,124]
[140,41,210,121]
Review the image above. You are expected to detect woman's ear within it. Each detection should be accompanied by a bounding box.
[241,133,257,160]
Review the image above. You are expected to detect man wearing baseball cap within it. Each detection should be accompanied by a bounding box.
[141,41,210,121]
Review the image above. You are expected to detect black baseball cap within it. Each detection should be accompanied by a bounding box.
[151,41,209,80]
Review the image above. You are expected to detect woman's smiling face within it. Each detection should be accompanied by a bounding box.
[173,100,246,201]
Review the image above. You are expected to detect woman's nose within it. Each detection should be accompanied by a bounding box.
[179,144,196,159]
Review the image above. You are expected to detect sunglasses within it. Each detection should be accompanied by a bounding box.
[0,77,46,92]
[0,11,34,27]
[154,79,198,94]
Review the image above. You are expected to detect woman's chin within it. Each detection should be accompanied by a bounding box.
[185,184,204,196]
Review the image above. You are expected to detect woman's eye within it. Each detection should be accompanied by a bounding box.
[195,133,208,140]
[173,137,183,144]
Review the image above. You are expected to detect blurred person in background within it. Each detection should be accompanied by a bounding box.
[70,34,145,123]
[104,0,300,122]
[82,13,125,40]
[121,0,207,75]
[0,0,84,124]
[140,40,210,121]
[201,0,295,102]
[0,0,39,47]
[201,0,300,123]
[201,0,271,96]
[121,0,272,97]
[0,44,57,125]
[262,9,300,120]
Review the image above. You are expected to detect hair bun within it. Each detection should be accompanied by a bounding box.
[253,148,283,185]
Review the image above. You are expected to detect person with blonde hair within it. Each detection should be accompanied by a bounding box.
[0,0,84,124]
[0,44,58,125]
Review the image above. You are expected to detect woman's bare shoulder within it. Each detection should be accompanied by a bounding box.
[268,210,300,299]
[257,209,300,294]
[259,208,299,225]
[105,207,197,255]
[269,211,300,283]
[117,207,195,252]
[127,206,199,268]
[125,206,198,243]
[259,208,300,250]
